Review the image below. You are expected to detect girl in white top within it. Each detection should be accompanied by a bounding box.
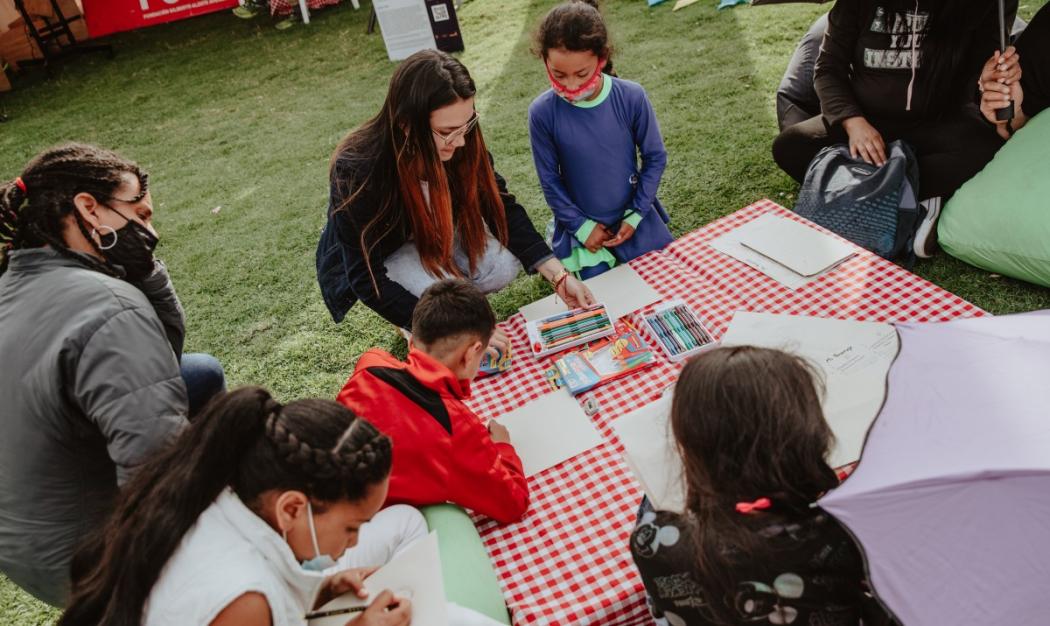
[60,387,411,626]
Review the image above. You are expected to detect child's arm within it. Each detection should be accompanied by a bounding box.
[628,87,668,222]
[528,102,604,246]
[450,417,530,524]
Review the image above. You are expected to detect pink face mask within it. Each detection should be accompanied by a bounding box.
[546,58,607,103]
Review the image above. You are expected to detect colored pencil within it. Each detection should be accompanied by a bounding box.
[650,314,680,355]
[538,302,605,325]
[653,314,686,354]
[541,318,609,341]
[539,309,606,332]
[665,311,698,350]
[670,309,704,347]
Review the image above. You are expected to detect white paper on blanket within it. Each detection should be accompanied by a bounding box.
[611,392,687,513]
[308,531,446,626]
[493,391,603,476]
[720,312,899,467]
[518,264,662,322]
[710,213,827,289]
[738,215,857,277]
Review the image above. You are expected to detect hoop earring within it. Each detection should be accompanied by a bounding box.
[94,224,118,250]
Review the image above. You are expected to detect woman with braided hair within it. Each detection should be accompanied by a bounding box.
[61,386,416,626]
[0,143,224,606]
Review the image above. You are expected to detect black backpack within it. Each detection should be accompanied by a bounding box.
[794,140,922,262]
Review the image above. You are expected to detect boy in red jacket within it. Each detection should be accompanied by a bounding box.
[337,280,529,524]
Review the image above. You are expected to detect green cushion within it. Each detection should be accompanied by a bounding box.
[420,504,511,624]
[939,110,1050,287]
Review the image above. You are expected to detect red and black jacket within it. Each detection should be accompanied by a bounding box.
[337,348,530,524]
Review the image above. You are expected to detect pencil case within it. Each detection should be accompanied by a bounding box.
[643,299,719,362]
[477,344,512,377]
[526,303,616,358]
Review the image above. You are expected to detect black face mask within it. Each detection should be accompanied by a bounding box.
[98,207,159,282]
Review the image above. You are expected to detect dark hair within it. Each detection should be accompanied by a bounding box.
[670,346,838,624]
[0,143,147,277]
[534,0,616,75]
[330,50,508,295]
[411,279,495,348]
[60,387,392,626]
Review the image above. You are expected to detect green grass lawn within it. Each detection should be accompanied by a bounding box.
[2,0,1047,621]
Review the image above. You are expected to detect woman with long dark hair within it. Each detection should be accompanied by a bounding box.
[317,50,594,351]
[0,143,224,606]
[60,387,410,626]
[630,347,884,625]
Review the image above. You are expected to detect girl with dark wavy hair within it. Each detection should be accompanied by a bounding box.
[317,49,594,354]
[630,347,888,625]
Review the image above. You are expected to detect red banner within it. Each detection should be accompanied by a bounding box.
[82,0,240,38]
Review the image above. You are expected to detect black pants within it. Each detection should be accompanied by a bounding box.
[772,106,1004,200]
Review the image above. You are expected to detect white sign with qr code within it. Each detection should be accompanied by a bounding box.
[430,3,450,21]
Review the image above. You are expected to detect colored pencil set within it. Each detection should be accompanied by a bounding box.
[643,300,718,362]
[527,303,615,357]
[550,321,658,394]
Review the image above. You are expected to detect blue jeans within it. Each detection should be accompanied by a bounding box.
[180,353,226,418]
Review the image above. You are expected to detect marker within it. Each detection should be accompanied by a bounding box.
[663,311,697,351]
[670,309,705,347]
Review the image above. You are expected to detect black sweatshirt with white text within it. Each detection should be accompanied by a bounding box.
[815,0,1018,126]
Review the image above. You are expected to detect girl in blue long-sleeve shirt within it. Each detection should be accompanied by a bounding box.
[529,1,673,279]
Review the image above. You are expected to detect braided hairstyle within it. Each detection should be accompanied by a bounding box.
[0,142,148,277]
[61,386,392,626]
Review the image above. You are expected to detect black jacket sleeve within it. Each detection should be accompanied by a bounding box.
[815,0,866,127]
[1016,4,1050,118]
[493,162,555,273]
[330,164,420,330]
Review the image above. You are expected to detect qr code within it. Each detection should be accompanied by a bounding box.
[430,3,450,21]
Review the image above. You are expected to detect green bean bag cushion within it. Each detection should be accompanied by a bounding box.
[939,110,1050,287]
[420,504,511,624]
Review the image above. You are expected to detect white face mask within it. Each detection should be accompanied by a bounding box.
[285,501,337,572]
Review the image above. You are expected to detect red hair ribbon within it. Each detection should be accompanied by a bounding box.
[13,177,26,193]
[735,497,772,514]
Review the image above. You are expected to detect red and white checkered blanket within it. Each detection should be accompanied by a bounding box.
[465,199,985,625]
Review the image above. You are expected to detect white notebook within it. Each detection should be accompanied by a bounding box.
[493,391,603,477]
[308,531,446,626]
[738,215,856,277]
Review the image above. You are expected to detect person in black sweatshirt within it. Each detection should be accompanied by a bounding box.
[772,0,1016,258]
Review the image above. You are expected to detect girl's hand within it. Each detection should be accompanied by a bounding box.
[583,223,611,252]
[603,223,635,247]
[557,275,596,309]
[980,79,1024,138]
[842,116,886,166]
[980,48,1021,90]
[316,567,377,609]
[348,590,411,626]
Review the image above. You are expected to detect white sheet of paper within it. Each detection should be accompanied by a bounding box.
[710,214,820,289]
[519,264,662,322]
[738,215,857,277]
[494,391,603,477]
[615,314,898,512]
[721,312,899,467]
[373,0,437,61]
[611,393,686,512]
[309,531,446,626]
